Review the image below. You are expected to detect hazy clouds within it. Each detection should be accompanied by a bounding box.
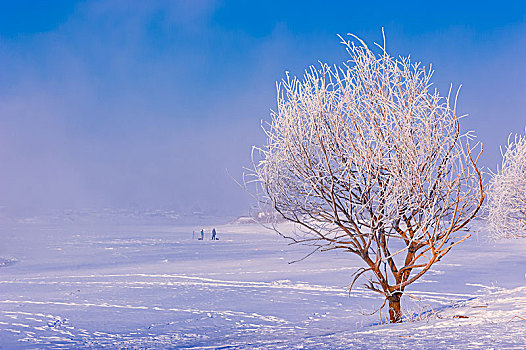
[0,0,525,218]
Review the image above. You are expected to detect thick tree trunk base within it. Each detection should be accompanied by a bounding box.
[388,294,402,323]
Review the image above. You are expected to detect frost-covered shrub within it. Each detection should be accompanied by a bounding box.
[488,131,526,238]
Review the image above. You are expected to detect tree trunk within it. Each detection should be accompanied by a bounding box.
[388,293,402,323]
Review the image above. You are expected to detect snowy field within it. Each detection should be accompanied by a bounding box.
[1,219,526,349]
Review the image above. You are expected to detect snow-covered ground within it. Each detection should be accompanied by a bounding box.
[0,219,525,349]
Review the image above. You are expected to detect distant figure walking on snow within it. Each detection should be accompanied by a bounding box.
[199,229,204,240]
[211,228,217,240]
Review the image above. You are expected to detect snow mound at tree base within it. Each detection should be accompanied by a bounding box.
[337,286,526,350]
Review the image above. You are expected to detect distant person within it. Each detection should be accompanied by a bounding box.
[211,228,217,240]
[199,229,204,240]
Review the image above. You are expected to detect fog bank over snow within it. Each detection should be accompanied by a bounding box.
[0,207,234,226]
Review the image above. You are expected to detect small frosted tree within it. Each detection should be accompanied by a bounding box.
[488,130,526,238]
[248,34,484,323]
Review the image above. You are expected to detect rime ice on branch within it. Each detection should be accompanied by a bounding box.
[488,130,526,238]
[248,33,484,323]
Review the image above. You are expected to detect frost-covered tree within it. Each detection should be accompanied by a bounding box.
[488,130,526,238]
[248,34,484,323]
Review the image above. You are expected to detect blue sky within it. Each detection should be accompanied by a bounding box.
[0,0,525,218]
